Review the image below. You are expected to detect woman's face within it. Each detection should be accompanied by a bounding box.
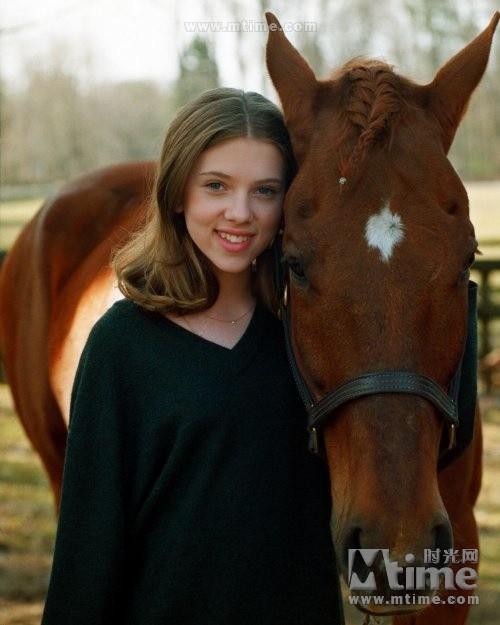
[178,136,285,276]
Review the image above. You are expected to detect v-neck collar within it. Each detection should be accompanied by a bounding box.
[160,302,262,354]
[132,299,268,375]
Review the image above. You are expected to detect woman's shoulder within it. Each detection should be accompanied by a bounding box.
[90,297,136,333]
[85,297,156,355]
[72,298,179,401]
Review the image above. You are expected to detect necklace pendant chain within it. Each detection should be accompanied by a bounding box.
[181,301,256,337]
[204,300,256,324]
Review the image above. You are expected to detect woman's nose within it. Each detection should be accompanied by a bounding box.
[224,192,253,222]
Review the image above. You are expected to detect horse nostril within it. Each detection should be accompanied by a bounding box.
[433,519,453,555]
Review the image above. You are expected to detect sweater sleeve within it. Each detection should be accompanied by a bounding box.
[41,321,128,624]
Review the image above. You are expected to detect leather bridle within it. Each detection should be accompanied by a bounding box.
[272,228,477,468]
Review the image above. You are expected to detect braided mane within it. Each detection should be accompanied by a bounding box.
[331,57,403,181]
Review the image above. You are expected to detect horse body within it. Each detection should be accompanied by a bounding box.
[0,161,155,502]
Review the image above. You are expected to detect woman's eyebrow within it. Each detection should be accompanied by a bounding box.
[254,177,283,184]
[198,170,231,179]
[198,170,282,184]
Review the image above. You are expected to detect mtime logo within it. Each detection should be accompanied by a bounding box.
[348,549,477,592]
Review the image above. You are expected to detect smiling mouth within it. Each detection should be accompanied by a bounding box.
[215,230,255,243]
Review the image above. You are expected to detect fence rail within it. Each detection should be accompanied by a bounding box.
[473,259,500,393]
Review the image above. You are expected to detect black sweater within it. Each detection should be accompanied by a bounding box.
[41,298,345,625]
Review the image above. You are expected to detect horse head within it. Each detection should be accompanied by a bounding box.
[266,10,498,616]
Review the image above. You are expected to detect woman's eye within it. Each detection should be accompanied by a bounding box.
[205,182,224,191]
[256,186,277,197]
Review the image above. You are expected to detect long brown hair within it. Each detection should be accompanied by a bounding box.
[111,87,296,317]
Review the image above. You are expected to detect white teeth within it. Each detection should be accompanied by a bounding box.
[218,231,250,243]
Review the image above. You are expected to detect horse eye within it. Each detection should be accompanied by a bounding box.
[287,257,307,284]
[459,249,478,284]
[465,248,479,270]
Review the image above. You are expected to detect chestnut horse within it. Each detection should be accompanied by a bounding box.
[265,10,498,625]
[0,10,498,625]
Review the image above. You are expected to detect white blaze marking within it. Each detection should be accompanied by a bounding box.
[365,204,405,262]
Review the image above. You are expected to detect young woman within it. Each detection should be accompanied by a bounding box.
[41,87,345,625]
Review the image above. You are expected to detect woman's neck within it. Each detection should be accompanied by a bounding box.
[208,266,255,317]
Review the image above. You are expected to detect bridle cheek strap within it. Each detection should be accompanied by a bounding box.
[307,370,461,458]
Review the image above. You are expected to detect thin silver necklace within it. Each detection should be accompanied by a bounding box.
[183,301,256,337]
[204,302,256,324]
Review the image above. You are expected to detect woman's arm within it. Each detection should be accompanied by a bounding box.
[41,322,128,624]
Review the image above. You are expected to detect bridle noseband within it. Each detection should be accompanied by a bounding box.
[272,229,477,468]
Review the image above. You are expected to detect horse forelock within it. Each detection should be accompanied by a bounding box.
[328,57,405,182]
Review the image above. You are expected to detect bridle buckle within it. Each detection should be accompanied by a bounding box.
[309,426,319,455]
[448,423,457,450]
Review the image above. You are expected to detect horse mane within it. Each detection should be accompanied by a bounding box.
[329,57,404,182]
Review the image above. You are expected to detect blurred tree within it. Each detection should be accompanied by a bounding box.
[1,59,88,183]
[89,80,171,163]
[330,0,380,64]
[0,48,170,185]
[403,0,476,78]
[170,36,220,110]
[295,0,328,79]
[228,0,248,89]
[0,0,498,187]
[402,0,499,179]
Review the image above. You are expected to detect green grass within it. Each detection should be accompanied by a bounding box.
[0,199,44,222]
[0,386,54,622]
[0,199,44,249]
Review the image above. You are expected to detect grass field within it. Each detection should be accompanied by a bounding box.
[0,381,499,624]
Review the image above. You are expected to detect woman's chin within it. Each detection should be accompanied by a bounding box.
[206,255,253,275]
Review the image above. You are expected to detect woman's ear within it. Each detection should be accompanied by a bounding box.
[174,205,183,214]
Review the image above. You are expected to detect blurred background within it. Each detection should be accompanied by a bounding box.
[0,1,499,623]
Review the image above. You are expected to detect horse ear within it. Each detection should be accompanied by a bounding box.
[425,11,499,153]
[265,12,318,162]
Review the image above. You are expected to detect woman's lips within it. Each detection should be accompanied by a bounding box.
[214,229,255,252]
